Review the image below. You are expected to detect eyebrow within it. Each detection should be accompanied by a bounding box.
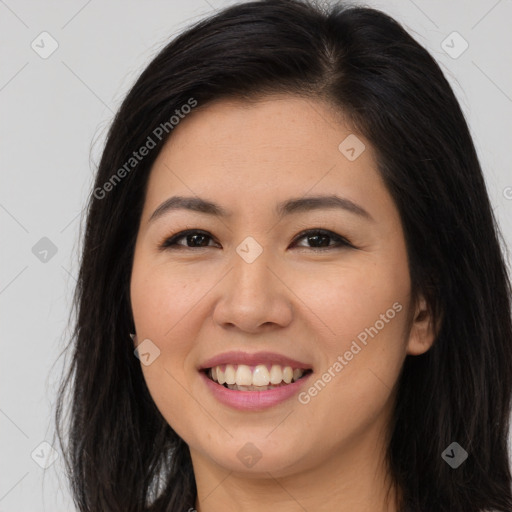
[148,194,374,224]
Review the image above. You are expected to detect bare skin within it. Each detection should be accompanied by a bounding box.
[130,94,436,512]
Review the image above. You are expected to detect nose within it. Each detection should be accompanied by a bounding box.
[211,244,293,334]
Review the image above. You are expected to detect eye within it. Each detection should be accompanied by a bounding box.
[291,229,354,250]
[159,228,354,251]
[159,229,218,250]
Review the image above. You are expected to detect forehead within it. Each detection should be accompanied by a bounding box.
[148,95,378,187]
[139,94,396,229]
[167,94,353,152]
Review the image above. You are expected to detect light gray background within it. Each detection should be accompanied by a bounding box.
[1,0,511,510]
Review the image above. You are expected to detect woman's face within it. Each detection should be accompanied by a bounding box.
[130,95,433,481]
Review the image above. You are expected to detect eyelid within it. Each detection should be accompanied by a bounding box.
[158,227,355,251]
[158,228,217,250]
[291,228,354,249]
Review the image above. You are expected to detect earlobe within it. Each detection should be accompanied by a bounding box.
[406,296,437,356]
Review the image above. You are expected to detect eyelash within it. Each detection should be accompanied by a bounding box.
[158,228,355,252]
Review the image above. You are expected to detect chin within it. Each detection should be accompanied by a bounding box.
[199,437,306,476]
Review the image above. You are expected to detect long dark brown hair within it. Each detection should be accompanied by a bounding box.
[54,1,512,510]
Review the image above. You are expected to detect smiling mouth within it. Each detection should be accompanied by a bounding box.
[203,363,313,391]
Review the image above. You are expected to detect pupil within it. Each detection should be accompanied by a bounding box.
[189,234,207,247]
[310,234,329,247]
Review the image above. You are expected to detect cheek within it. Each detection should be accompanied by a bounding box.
[130,258,206,339]
[130,260,207,433]
[292,258,409,352]
[293,258,409,419]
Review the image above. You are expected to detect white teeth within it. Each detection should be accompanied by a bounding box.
[208,363,307,387]
[269,364,283,385]
[235,365,253,386]
[252,365,270,386]
[224,364,236,385]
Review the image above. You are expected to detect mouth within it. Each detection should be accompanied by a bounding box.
[202,364,313,391]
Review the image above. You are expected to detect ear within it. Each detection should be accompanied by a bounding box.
[406,295,437,356]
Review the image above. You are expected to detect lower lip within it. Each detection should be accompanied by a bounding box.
[199,370,313,411]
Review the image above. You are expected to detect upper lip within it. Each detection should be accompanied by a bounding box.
[198,351,312,371]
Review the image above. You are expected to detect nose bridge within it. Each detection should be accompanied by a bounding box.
[230,235,276,301]
[212,236,293,331]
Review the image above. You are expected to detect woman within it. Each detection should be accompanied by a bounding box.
[54,0,512,511]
